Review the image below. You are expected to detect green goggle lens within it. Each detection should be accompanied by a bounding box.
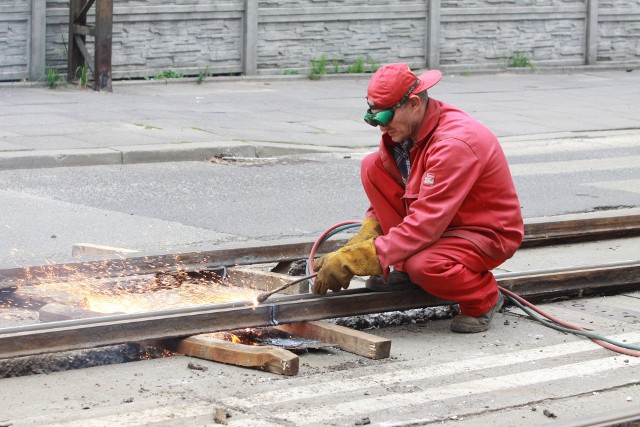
[364,108,394,127]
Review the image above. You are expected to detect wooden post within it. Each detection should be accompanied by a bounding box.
[68,0,112,91]
[68,0,86,85]
[94,0,113,91]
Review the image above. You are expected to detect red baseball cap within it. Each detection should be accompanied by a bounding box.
[367,63,442,109]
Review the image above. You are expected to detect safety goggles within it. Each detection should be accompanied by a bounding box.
[364,79,420,127]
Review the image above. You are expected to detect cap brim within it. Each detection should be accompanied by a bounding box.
[413,70,442,94]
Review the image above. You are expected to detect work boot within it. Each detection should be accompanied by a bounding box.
[450,292,504,333]
[365,270,418,292]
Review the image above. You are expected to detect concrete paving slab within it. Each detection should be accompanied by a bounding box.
[0,69,637,165]
[0,188,238,266]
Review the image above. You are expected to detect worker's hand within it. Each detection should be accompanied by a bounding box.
[345,217,383,246]
[311,238,383,295]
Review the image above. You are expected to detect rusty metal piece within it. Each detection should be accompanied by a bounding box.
[0,259,638,360]
[256,273,317,303]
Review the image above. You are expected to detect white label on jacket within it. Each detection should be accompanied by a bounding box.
[423,172,435,186]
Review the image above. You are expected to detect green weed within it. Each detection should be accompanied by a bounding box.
[197,66,211,84]
[507,50,533,68]
[369,57,379,73]
[45,68,63,88]
[149,70,185,80]
[347,57,366,73]
[76,65,89,88]
[332,60,341,74]
[309,54,327,80]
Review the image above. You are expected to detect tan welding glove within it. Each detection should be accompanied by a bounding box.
[345,217,383,246]
[312,238,383,295]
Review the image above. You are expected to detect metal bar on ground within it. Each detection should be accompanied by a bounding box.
[1,213,638,287]
[0,260,638,360]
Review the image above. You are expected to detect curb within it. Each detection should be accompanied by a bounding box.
[0,141,358,170]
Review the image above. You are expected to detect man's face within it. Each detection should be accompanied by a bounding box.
[375,100,416,143]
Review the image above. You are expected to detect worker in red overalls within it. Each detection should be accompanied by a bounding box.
[312,63,524,333]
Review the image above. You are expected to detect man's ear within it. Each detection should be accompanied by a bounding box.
[409,94,423,110]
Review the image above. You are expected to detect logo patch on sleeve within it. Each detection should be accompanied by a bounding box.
[423,172,435,186]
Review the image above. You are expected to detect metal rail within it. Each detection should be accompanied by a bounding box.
[1,212,639,287]
[0,259,638,360]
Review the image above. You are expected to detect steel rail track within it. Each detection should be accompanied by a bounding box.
[0,211,639,287]
[0,258,638,360]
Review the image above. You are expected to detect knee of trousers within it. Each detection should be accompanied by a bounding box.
[404,256,495,295]
[404,257,467,289]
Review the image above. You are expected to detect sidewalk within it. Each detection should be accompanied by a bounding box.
[1,69,639,169]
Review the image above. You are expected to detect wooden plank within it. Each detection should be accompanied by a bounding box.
[74,35,94,73]
[162,336,299,376]
[76,0,96,23]
[72,243,139,258]
[68,0,86,84]
[276,321,391,360]
[72,24,95,37]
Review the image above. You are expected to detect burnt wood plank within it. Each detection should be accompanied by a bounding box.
[162,336,299,376]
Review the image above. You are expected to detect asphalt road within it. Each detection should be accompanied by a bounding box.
[0,131,639,267]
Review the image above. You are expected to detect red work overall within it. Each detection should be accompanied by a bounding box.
[363,99,524,317]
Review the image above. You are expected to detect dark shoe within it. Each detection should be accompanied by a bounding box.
[365,270,418,292]
[450,293,504,333]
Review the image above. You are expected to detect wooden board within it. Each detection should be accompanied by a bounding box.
[162,336,299,376]
[276,321,391,360]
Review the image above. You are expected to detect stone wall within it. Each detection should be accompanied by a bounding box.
[1,0,639,82]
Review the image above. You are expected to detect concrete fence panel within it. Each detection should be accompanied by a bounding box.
[256,0,430,74]
[0,0,31,81]
[0,0,639,83]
